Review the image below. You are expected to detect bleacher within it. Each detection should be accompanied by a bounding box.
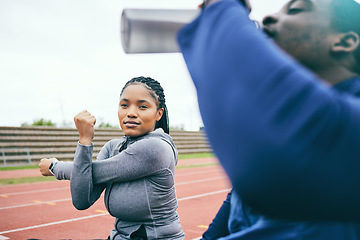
[0,126,212,166]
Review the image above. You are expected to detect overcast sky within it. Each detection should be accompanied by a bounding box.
[0,0,287,130]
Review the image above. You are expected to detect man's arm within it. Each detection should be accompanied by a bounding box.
[205,0,251,11]
[178,0,360,220]
[202,191,232,240]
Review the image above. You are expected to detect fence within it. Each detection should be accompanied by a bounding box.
[0,126,212,166]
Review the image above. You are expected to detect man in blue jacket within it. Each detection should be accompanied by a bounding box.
[178,0,360,223]
[200,76,360,238]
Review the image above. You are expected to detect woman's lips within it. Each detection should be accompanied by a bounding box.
[124,121,140,128]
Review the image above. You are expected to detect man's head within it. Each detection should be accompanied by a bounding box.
[262,0,360,84]
[331,0,360,71]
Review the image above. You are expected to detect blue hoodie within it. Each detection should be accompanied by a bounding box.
[201,77,360,240]
[178,0,360,221]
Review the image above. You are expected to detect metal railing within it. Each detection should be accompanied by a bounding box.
[1,148,32,166]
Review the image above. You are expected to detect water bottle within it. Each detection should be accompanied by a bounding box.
[121,8,200,54]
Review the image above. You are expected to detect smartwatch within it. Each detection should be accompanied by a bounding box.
[48,159,58,176]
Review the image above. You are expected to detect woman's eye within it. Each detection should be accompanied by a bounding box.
[139,105,148,109]
[120,104,128,108]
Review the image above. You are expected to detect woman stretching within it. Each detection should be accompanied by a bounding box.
[39,76,185,240]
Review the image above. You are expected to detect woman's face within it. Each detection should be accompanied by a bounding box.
[118,84,164,137]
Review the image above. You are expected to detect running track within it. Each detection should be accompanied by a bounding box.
[0,160,231,239]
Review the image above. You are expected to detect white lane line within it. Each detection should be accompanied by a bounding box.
[0,235,9,239]
[176,176,227,185]
[178,189,230,202]
[176,168,223,177]
[0,213,109,235]
[0,187,69,196]
[0,189,230,235]
[0,169,222,196]
[0,177,227,210]
[0,198,71,210]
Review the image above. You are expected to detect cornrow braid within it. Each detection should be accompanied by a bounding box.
[120,76,170,134]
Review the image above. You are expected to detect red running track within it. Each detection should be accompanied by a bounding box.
[0,163,231,239]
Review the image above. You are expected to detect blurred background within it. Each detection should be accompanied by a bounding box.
[0,0,287,131]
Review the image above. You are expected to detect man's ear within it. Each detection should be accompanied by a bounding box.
[331,32,360,54]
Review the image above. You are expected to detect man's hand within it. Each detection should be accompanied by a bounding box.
[39,158,57,176]
[74,110,96,145]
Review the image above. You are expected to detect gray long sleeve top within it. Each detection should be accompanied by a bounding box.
[52,128,185,240]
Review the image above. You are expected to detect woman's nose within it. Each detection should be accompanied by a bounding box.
[127,106,138,117]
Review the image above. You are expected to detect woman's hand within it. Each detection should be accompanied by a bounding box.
[74,110,96,145]
[39,158,56,176]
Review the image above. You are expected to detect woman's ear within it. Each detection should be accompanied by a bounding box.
[156,108,164,121]
[331,32,360,54]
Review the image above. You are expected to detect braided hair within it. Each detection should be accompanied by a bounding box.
[120,76,169,134]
